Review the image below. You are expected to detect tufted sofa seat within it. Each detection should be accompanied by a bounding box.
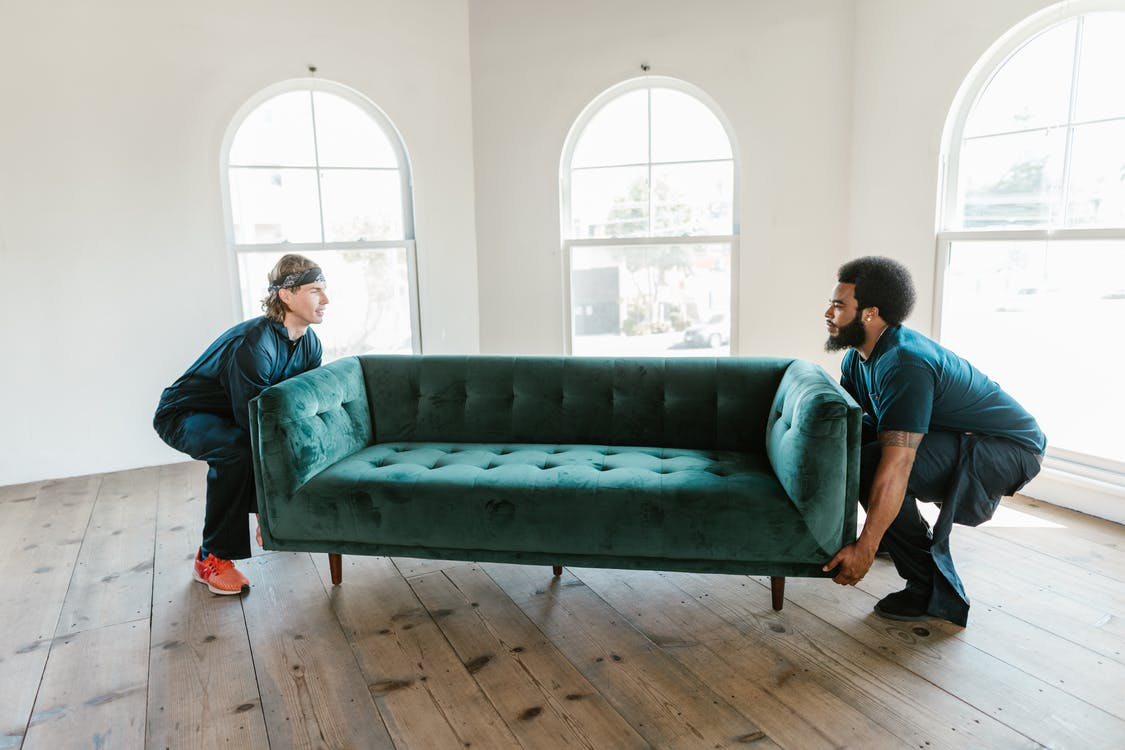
[250,355,860,610]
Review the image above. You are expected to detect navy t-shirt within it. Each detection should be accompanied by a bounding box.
[840,325,1046,455]
[155,316,322,431]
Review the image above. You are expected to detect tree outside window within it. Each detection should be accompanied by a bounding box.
[563,79,738,356]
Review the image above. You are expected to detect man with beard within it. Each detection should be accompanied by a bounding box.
[821,255,1045,625]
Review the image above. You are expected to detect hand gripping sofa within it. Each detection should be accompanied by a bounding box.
[250,355,860,610]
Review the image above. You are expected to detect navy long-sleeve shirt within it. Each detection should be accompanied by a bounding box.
[155,316,322,431]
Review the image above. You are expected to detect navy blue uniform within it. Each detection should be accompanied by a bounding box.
[841,325,1044,625]
[154,316,322,559]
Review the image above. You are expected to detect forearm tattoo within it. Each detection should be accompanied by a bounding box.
[879,430,923,449]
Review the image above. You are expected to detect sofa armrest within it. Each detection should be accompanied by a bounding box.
[250,356,372,542]
[765,359,861,554]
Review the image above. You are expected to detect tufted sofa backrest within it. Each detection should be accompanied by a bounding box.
[359,355,791,454]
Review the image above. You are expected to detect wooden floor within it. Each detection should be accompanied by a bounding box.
[2,462,1124,749]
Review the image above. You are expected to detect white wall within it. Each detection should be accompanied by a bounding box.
[467,0,1066,359]
[4,0,1114,504]
[848,0,1059,333]
[0,0,479,485]
[469,0,856,361]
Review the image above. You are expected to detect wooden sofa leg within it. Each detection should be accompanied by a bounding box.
[552,565,562,577]
[329,553,342,585]
[770,576,785,611]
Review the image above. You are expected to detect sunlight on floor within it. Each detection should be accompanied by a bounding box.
[979,502,1065,529]
[859,500,1066,529]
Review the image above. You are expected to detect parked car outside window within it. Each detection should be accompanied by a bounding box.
[683,314,729,348]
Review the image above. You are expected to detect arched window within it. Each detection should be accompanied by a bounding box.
[561,77,738,356]
[938,5,1125,479]
[222,79,419,359]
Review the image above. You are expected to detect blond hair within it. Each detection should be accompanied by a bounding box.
[261,254,318,323]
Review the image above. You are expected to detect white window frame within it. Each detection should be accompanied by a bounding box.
[936,0,1125,517]
[559,76,741,355]
[219,78,422,353]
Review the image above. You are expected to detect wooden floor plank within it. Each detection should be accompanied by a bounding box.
[392,557,462,578]
[861,526,1125,720]
[0,479,42,504]
[977,515,1125,585]
[56,467,159,636]
[667,570,1038,749]
[22,619,148,750]
[317,555,522,750]
[961,510,1125,612]
[241,551,395,750]
[787,572,1125,748]
[3,465,1125,750]
[0,475,102,637]
[405,565,621,749]
[145,461,270,750]
[951,532,1125,666]
[1006,494,1125,550]
[484,562,780,749]
[0,475,100,749]
[0,482,54,750]
[439,562,654,749]
[572,567,907,749]
[923,498,1125,585]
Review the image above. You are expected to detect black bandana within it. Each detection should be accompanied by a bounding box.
[268,267,325,293]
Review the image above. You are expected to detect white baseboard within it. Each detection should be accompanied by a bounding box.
[1020,467,1125,526]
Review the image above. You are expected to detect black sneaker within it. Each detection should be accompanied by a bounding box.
[873,586,930,621]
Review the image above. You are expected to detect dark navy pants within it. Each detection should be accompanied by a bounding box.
[154,411,256,560]
[860,429,1042,626]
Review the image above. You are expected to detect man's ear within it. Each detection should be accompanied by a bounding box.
[862,306,880,323]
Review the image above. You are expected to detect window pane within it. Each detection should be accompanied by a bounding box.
[570,243,731,356]
[228,167,321,244]
[963,20,1076,138]
[238,247,415,359]
[313,92,399,168]
[571,89,648,169]
[1074,14,1125,123]
[569,166,648,238]
[956,130,1065,228]
[319,169,404,242]
[651,88,732,163]
[229,91,316,167]
[1065,120,1125,227]
[652,161,734,236]
[941,239,1125,464]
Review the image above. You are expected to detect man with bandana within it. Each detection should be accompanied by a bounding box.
[154,254,329,594]
[821,256,1045,626]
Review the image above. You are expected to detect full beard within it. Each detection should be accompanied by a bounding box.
[825,315,867,352]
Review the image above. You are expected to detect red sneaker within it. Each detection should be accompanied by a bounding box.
[193,548,250,595]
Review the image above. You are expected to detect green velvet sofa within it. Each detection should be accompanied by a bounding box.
[250,355,860,610]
